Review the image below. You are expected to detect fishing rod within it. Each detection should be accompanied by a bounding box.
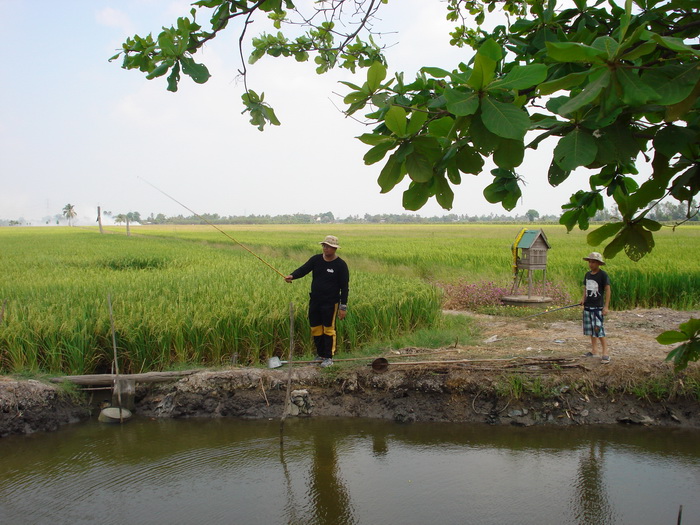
[138,176,286,278]
[520,303,582,319]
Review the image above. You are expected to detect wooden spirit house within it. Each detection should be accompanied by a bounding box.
[503,229,552,304]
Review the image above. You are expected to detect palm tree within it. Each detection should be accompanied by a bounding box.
[62,204,77,226]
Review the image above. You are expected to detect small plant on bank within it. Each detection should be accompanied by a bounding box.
[658,318,700,372]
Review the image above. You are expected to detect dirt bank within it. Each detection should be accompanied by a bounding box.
[0,377,90,436]
[2,308,699,436]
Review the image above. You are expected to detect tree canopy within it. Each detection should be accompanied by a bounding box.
[111,0,700,262]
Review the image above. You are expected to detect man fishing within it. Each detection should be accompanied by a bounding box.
[285,235,350,368]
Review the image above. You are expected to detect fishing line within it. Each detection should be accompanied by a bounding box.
[138,176,286,278]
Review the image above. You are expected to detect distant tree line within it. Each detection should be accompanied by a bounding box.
[2,201,697,227]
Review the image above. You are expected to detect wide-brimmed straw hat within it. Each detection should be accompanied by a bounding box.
[319,235,340,249]
[583,252,605,265]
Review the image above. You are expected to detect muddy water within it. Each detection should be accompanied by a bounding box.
[0,418,698,525]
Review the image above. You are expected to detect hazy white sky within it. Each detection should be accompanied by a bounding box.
[1,0,609,224]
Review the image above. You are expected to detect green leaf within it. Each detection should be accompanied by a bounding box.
[158,33,178,57]
[180,55,211,84]
[146,60,173,80]
[619,41,656,61]
[639,218,662,232]
[403,182,432,211]
[587,221,625,246]
[548,161,570,187]
[406,110,429,136]
[679,318,700,337]
[653,125,697,158]
[490,64,548,91]
[261,105,280,126]
[557,70,610,116]
[624,222,655,261]
[480,97,530,140]
[537,71,588,96]
[554,129,597,170]
[593,123,641,165]
[664,339,700,372]
[435,174,454,210]
[644,32,700,56]
[427,117,455,138]
[367,62,387,92]
[377,154,405,193]
[405,151,434,182]
[166,61,181,92]
[421,66,451,78]
[493,139,525,169]
[616,69,659,105]
[483,182,505,204]
[444,88,479,116]
[363,141,396,165]
[545,42,607,63]
[470,114,500,154]
[384,106,408,137]
[657,330,691,345]
[591,36,620,59]
[468,39,502,90]
[455,145,484,175]
[602,230,626,259]
[344,91,369,104]
[641,64,700,105]
[483,169,521,211]
[357,134,395,146]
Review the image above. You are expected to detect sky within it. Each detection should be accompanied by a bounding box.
[1,0,608,225]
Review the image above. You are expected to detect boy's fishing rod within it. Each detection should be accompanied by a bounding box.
[138,177,286,278]
[520,303,582,319]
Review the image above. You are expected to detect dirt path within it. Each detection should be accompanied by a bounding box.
[448,307,700,369]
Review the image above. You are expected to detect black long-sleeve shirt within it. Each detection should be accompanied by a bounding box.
[291,254,349,304]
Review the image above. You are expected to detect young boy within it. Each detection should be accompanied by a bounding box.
[581,252,611,363]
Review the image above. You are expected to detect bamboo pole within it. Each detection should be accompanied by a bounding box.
[107,294,123,423]
[49,370,198,386]
[280,302,294,446]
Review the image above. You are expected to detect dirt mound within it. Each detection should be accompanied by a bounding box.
[0,377,89,437]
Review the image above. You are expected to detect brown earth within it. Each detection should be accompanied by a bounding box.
[2,308,699,437]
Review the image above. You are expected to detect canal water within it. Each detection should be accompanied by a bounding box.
[0,418,698,525]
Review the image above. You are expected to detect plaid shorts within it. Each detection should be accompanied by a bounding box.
[583,307,605,337]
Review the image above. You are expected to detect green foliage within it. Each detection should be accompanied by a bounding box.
[658,318,700,372]
[114,0,700,262]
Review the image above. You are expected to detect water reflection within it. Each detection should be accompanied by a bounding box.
[0,419,698,525]
[571,441,616,524]
[308,430,355,525]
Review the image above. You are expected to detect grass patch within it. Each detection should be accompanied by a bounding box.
[356,313,477,354]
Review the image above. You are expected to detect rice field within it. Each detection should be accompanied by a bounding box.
[0,223,698,375]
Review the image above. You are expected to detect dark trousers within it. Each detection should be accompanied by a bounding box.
[308,300,338,358]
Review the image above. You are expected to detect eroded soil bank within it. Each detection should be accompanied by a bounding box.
[2,308,699,436]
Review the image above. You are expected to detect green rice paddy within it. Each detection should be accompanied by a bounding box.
[1,224,698,375]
